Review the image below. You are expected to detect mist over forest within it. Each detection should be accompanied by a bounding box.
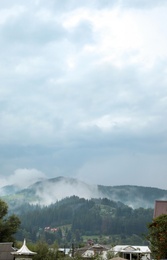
[1,176,165,246]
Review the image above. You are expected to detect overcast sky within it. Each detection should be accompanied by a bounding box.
[0,0,167,190]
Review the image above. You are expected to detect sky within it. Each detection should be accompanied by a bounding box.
[0,0,167,190]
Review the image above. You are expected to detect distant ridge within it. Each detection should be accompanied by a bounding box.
[1,176,167,209]
[0,184,20,196]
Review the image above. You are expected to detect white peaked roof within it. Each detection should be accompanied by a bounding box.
[11,239,37,255]
[81,244,109,259]
[111,245,151,254]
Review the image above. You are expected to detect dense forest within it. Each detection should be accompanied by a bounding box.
[14,196,153,247]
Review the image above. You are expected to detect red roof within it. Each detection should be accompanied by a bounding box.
[153,200,167,218]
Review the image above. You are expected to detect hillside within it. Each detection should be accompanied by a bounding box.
[15,196,153,246]
[1,176,167,209]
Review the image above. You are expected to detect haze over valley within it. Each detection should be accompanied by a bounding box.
[1,176,167,209]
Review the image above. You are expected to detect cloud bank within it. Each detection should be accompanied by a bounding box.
[0,0,167,189]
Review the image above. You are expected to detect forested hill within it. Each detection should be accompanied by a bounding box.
[16,196,153,246]
[98,184,167,208]
[1,176,167,209]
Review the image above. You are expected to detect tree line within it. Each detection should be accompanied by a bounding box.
[13,196,153,245]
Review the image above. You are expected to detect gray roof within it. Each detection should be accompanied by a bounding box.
[0,242,15,260]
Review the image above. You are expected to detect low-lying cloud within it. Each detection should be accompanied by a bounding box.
[0,168,46,189]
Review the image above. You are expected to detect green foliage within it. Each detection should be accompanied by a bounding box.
[147,214,167,260]
[15,196,153,245]
[0,199,21,242]
[33,240,58,260]
[0,199,8,218]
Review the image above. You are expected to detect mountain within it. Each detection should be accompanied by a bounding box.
[0,184,20,196]
[1,176,167,209]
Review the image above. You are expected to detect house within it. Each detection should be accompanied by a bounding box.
[75,244,109,259]
[109,245,151,260]
[0,242,16,260]
[153,200,167,218]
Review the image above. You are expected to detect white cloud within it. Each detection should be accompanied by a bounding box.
[79,114,132,131]
[0,5,26,25]
[0,168,46,188]
[35,178,100,205]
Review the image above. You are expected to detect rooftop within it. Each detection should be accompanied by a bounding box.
[0,242,15,260]
[11,239,37,256]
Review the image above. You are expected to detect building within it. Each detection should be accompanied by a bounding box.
[110,245,151,260]
[75,244,109,259]
[0,242,16,260]
[11,239,37,259]
[153,200,167,218]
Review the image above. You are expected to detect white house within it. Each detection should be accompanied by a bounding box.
[110,245,151,260]
[76,244,109,259]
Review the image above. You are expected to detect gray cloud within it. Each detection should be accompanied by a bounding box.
[0,0,167,189]
[1,17,66,45]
